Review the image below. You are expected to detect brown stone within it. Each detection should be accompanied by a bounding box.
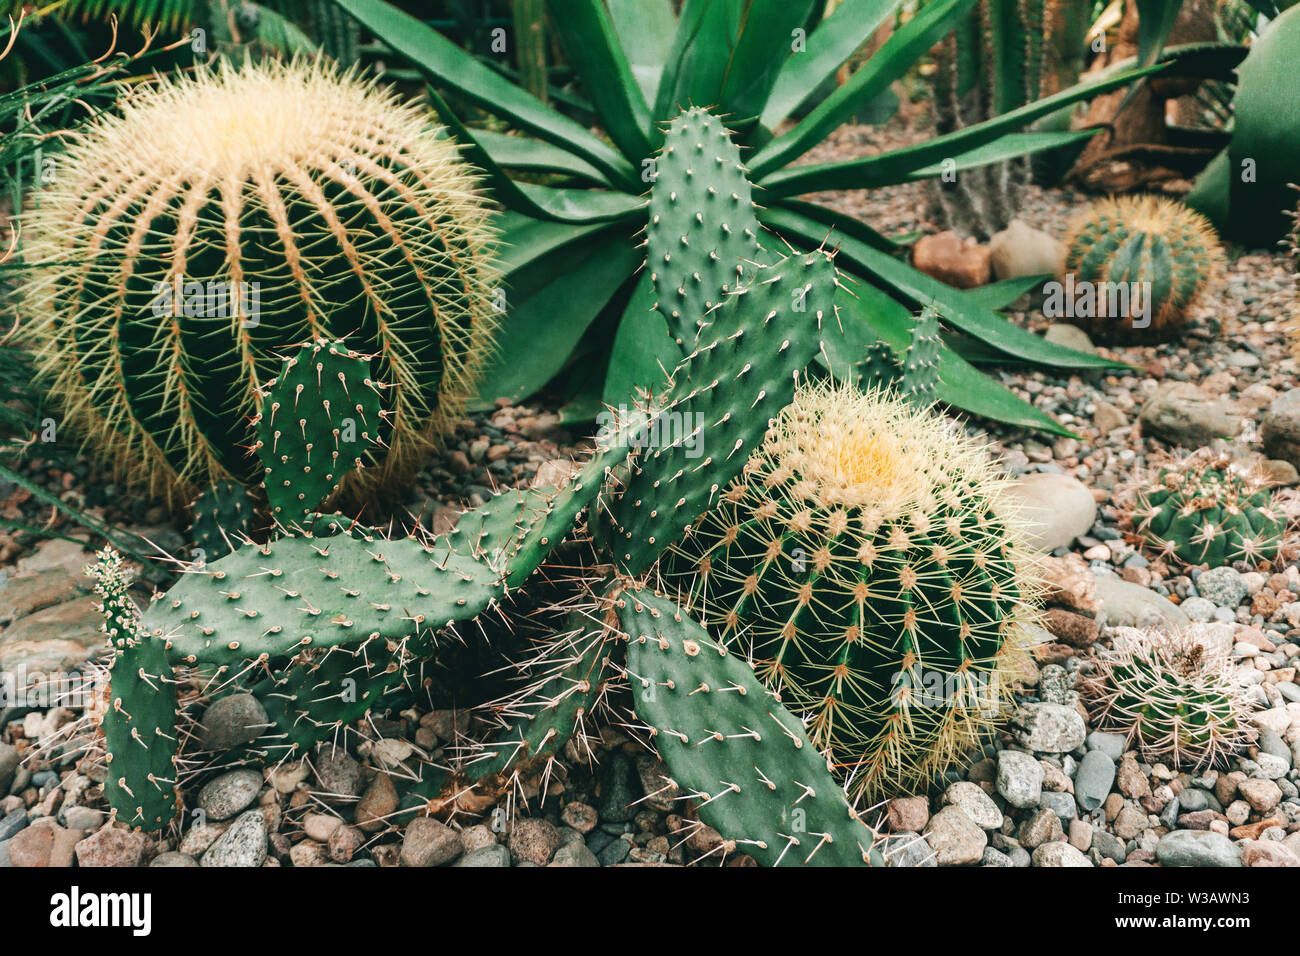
[7,824,55,867]
[74,826,146,867]
[1215,770,1245,806]
[1038,554,1098,614]
[911,231,992,289]
[354,773,398,832]
[1229,818,1285,840]
[1042,607,1099,648]
[1177,810,1222,830]
[1117,754,1150,799]
[1238,778,1282,813]
[886,796,930,832]
[1241,840,1300,867]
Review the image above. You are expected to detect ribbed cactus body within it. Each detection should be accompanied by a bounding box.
[1134,456,1284,567]
[660,383,1041,800]
[21,58,497,505]
[1062,196,1223,342]
[1080,627,1254,770]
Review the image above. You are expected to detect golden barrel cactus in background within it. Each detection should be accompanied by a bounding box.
[20,57,497,505]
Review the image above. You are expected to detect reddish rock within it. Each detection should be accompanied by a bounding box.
[886,796,930,832]
[911,232,992,289]
[74,826,146,867]
[1241,840,1300,867]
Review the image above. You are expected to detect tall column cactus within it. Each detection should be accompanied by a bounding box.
[20,57,497,506]
[928,0,1092,238]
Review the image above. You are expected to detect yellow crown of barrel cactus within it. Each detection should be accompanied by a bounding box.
[661,382,1043,801]
[19,57,497,505]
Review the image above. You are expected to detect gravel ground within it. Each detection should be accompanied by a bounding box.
[2,113,1299,868]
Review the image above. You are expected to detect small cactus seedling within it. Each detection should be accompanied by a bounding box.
[251,340,387,529]
[1061,195,1225,342]
[20,57,497,506]
[1080,626,1255,770]
[619,589,884,866]
[855,305,944,407]
[189,481,257,561]
[91,549,179,832]
[660,381,1042,801]
[1133,454,1286,567]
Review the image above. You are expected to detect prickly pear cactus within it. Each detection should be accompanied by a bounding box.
[619,589,884,866]
[251,340,387,528]
[1079,627,1255,770]
[1133,455,1285,567]
[189,480,257,561]
[648,107,765,351]
[145,532,503,667]
[597,245,836,575]
[20,58,497,506]
[91,549,179,832]
[1061,196,1224,343]
[659,381,1042,801]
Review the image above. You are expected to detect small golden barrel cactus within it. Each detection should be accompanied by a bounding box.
[1060,195,1224,343]
[20,57,497,504]
[1080,626,1255,770]
[659,382,1042,801]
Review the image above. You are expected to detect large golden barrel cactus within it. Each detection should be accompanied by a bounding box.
[20,57,497,504]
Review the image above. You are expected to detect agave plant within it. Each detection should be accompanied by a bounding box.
[331,0,1197,435]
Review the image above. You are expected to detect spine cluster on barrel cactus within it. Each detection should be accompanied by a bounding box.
[20,57,498,506]
[90,549,180,832]
[1080,626,1255,770]
[1132,454,1286,567]
[1061,195,1225,342]
[657,380,1042,802]
[929,0,1092,238]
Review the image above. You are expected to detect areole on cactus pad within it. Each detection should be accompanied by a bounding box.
[19,56,498,506]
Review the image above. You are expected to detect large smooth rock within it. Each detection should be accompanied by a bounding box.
[1139,382,1242,447]
[1074,751,1116,812]
[1032,841,1092,867]
[1094,574,1190,630]
[996,750,1044,809]
[197,769,262,822]
[923,806,987,866]
[198,694,269,751]
[1003,473,1097,551]
[1261,389,1300,468]
[989,220,1067,281]
[1155,830,1242,867]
